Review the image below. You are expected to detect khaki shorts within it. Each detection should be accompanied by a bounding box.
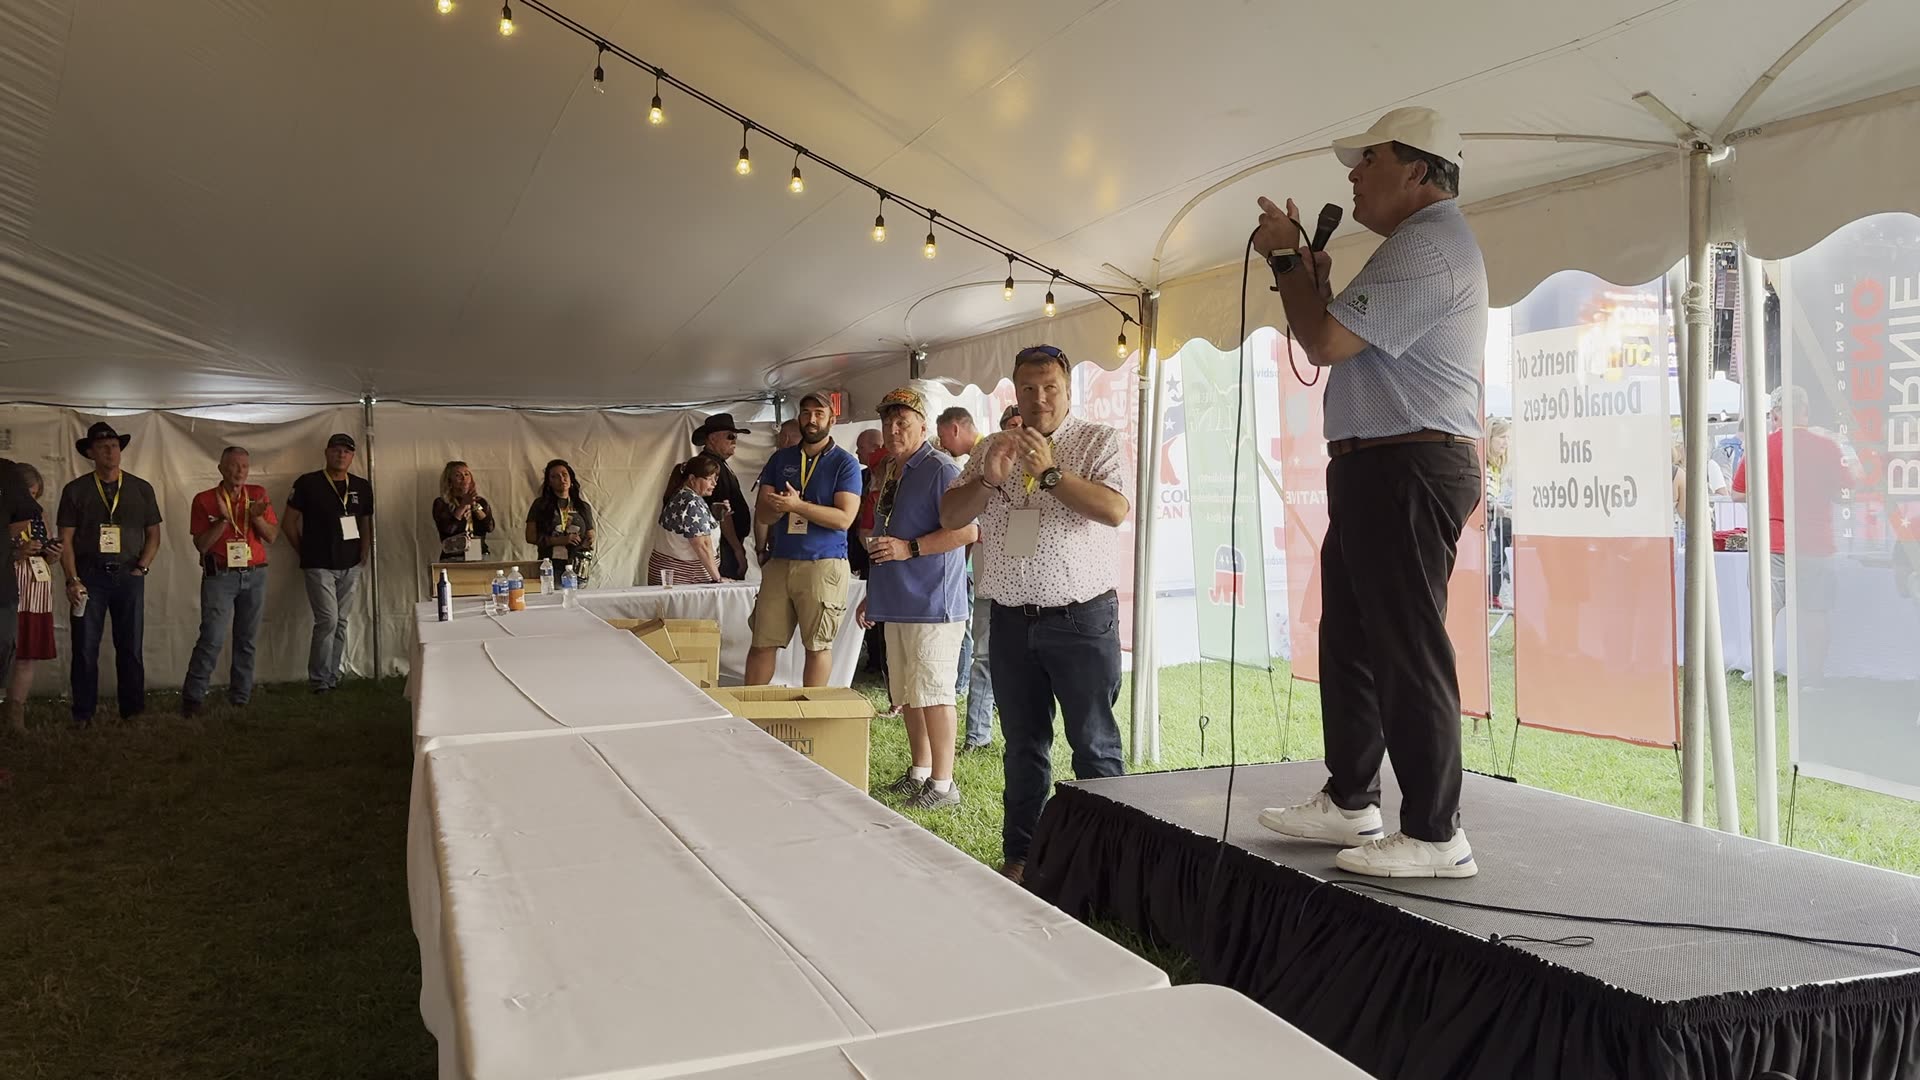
[750,558,851,652]
[885,620,968,709]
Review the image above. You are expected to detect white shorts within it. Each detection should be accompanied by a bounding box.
[885,620,968,709]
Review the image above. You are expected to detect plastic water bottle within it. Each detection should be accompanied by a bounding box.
[436,568,453,622]
[490,569,508,616]
[507,566,527,612]
[540,559,555,598]
[560,566,578,609]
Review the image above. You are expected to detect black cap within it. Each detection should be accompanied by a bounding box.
[327,433,357,451]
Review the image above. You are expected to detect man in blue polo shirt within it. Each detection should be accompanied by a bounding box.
[748,391,863,686]
[857,386,979,808]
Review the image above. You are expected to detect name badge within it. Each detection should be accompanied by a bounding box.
[787,514,809,535]
[227,541,252,567]
[99,524,123,554]
[28,556,50,583]
[1005,509,1041,559]
[339,515,360,541]
[552,545,569,560]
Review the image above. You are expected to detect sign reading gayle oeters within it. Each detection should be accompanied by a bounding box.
[1512,321,1671,539]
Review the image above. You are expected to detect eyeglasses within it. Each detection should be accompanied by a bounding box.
[720,432,738,441]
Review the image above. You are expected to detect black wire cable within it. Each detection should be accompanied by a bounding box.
[1332,879,1920,962]
[505,0,1137,329]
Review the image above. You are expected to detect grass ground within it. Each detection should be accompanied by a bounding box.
[3,627,1916,1078]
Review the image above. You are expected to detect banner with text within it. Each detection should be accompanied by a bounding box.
[1273,335,1490,717]
[1184,340,1272,665]
[1511,270,1678,745]
[1782,212,1920,802]
[1071,362,1141,652]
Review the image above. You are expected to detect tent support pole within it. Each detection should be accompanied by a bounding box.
[364,396,381,681]
[1679,144,1713,828]
[1129,290,1164,766]
[1740,249,1780,842]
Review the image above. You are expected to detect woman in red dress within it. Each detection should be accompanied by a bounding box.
[9,464,57,734]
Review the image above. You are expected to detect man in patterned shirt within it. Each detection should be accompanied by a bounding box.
[1253,107,1487,879]
[941,344,1131,883]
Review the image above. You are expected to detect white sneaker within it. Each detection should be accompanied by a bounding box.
[1258,791,1385,846]
[1335,830,1478,879]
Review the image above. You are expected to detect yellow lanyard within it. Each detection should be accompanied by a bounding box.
[220,486,250,541]
[558,503,572,534]
[798,447,821,493]
[94,474,122,522]
[331,476,351,513]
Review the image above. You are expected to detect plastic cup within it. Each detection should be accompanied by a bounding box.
[661,569,675,589]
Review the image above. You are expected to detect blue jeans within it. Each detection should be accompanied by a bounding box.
[71,562,146,722]
[182,569,268,705]
[304,566,362,689]
[992,591,1125,863]
[956,597,995,746]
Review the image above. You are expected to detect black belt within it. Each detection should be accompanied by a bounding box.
[1008,589,1115,619]
[1327,429,1475,458]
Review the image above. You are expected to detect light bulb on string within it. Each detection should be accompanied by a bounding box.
[648,70,665,124]
[736,124,752,176]
[1043,273,1058,317]
[498,1,514,35]
[1003,256,1016,301]
[872,194,887,242]
[1117,326,1130,359]
[923,212,938,259]
[437,0,454,14]
[592,44,606,94]
[789,150,805,194]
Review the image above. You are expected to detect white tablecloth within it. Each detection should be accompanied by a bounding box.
[406,603,620,699]
[1677,551,1920,679]
[423,719,1168,1080]
[693,985,1368,1080]
[412,580,870,687]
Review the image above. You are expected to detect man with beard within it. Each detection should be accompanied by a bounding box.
[748,392,862,687]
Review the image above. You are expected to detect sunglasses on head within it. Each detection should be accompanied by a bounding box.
[1017,345,1066,362]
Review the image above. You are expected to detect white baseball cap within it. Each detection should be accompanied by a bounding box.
[1332,106,1464,169]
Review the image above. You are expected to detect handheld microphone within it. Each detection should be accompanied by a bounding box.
[1309,202,1343,252]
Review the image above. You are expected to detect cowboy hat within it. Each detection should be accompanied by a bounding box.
[691,412,751,445]
[76,421,131,456]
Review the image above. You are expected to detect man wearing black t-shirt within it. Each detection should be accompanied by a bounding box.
[693,413,751,580]
[57,422,163,725]
[283,433,373,694]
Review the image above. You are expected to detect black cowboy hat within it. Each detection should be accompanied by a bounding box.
[76,421,131,456]
[691,412,751,446]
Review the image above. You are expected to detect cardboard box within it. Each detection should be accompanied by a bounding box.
[613,618,722,689]
[705,686,872,789]
[431,559,550,597]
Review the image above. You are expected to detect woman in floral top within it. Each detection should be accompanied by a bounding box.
[648,456,722,585]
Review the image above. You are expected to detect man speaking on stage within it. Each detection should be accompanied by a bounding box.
[1254,106,1488,879]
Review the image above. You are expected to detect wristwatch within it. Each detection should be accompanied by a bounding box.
[908,539,922,559]
[1266,250,1299,291]
[1038,467,1063,491]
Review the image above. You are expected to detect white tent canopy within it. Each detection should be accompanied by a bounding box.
[2,0,1917,409]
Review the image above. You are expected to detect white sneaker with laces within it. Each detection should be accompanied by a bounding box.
[1258,791,1384,846]
[1335,830,1478,879]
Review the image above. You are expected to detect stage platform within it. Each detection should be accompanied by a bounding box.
[1026,762,1920,1080]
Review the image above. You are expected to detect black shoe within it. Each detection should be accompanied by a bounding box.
[959,741,995,755]
[181,698,203,718]
[312,685,332,695]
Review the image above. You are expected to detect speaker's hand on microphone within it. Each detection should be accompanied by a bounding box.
[1253,196,1302,256]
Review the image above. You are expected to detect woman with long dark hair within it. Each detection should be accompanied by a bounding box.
[648,456,722,585]
[524,459,595,582]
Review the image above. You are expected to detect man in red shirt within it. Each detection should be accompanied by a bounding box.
[181,446,281,715]
[1732,386,1851,675]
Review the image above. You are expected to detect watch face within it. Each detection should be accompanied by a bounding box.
[1040,467,1063,489]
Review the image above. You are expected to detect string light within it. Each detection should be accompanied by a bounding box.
[439,1,1140,337]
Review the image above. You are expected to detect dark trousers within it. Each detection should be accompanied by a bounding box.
[719,541,745,582]
[72,562,147,722]
[1320,443,1480,842]
[992,591,1125,863]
